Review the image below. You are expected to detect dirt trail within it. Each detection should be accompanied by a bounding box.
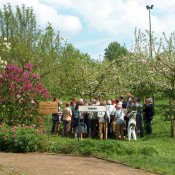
[0,152,158,175]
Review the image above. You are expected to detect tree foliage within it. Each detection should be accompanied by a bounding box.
[0,4,64,81]
[0,63,50,125]
[104,41,128,62]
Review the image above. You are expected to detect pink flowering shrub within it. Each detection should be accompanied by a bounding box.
[0,63,50,125]
[0,124,48,152]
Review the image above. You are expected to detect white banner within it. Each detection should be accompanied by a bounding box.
[79,106,106,112]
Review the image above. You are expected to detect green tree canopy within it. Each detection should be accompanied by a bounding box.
[104,41,128,62]
[0,4,64,76]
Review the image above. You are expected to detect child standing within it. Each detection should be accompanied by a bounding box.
[127,105,137,141]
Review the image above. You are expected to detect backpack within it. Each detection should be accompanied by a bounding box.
[73,110,79,119]
[88,111,97,120]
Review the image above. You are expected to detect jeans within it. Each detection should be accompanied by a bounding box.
[88,119,98,138]
[146,118,152,134]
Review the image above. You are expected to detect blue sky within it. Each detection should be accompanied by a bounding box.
[1,0,175,60]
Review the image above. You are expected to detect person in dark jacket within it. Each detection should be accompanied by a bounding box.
[143,98,155,135]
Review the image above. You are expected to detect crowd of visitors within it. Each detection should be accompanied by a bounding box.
[51,93,155,141]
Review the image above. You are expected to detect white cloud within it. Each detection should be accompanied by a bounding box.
[0,0,82,38]
[33,3,82,37]
[1,0,175,38]
[1,0,175,59]
[40,0,175,38]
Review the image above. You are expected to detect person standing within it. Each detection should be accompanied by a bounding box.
[51,97,59,134]
[125,93,133,136]
[143,98,155,135]
[106,100,116,138]
[115,105,125,140]
[135,98,144,137]
[88,99,98,138]
[97,101,108,139]
[70,100,76,133]
[127,105,137,141]
[62,102,72,137]
[95,96,100,106]
[53,101,62,135]
[72,101,84,139]
[126,93,132,108]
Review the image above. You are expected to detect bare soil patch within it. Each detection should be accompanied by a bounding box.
[0,152,158,175]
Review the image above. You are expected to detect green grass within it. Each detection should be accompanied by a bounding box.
[0,164,3,171]
[0,164,28,175]
[48,136,175,175]
[48,138,175,174]
[47,96,175,175]
[111,137,175,175]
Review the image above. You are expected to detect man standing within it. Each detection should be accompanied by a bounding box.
[135,98,144,137]
[143,98,155,135]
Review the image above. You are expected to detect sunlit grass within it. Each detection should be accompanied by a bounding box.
[0,164,3,171]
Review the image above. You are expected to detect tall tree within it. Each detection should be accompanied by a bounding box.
[0,4,41,65]
[0,4,67,98]
[0,4,64,77]
[56,43,125,100]
[155,32,175,138]
[104,41,128,62]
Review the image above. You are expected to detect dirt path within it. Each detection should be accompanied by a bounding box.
[0,152,158,175]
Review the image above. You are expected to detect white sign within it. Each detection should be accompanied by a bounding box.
[79,106,106,112]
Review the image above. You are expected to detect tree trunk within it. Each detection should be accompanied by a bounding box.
[169,97,175,138]
[171,118,175,138]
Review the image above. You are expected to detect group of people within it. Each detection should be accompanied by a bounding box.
[51,93,155,141]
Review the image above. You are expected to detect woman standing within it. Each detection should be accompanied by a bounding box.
[52,97,58,134]
[53,101,62,135]
[97,101,108,139]
[73,101,84,139]
[115,105,125,140]
[62,102,72,137]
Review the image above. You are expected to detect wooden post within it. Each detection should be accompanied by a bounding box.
[39,102,58,141]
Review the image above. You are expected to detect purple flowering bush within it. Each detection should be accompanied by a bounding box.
[0,124,48,152]
[0,63,50,125]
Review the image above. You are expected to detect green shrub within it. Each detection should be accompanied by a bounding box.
[0,124,48,152]
[50,139,76,154]
[139,147,159,156]
[49,138,138,157]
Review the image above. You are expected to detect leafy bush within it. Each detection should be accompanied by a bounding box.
[0,124,48,152]
[0,63,50,125]
[139,147,159,156]
[49,138,138,157]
